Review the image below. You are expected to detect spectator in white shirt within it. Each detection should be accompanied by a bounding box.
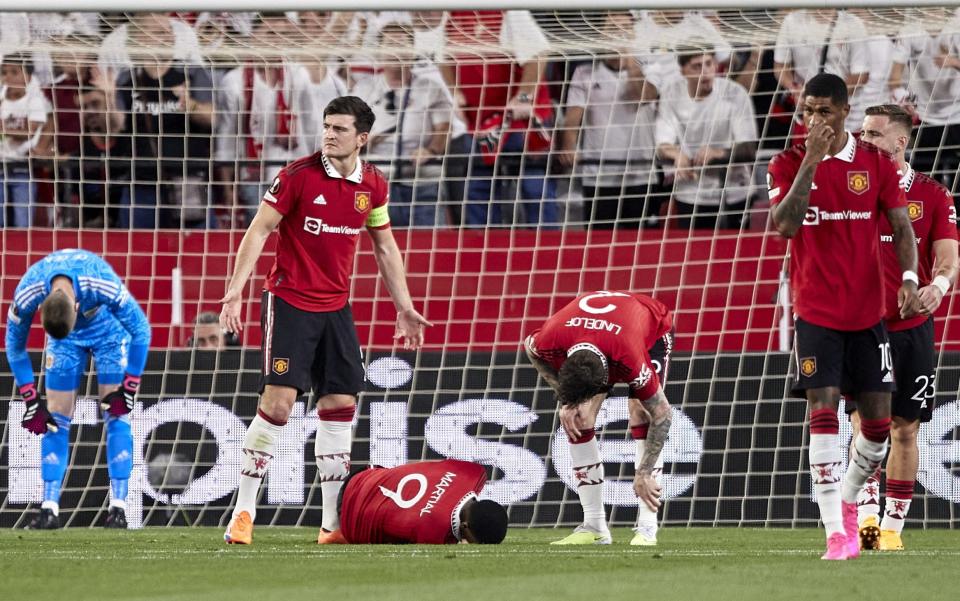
[656,46,758,229]
[890,17,960,188]
[633,10,733,85]
[215,14,324,226]
[98,12,204,75]
[0,52,50,227]
[773,9,871,131]
[353,23,454,227]
[558,11,660,229]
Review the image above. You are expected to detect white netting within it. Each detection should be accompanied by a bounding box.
[1,8,959,529]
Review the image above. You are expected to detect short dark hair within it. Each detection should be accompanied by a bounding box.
[466,499,508,544]
[1,51,35,76]
[323,96,376,134]
[803,72,848,107]
[865,104,914,135]
[41,291,76,339]
[558,350,607,405]
[676,42,715,68]
[195,311,219,326]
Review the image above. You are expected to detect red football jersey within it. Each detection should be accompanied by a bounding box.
[340,460,487,544]
[881,165,958,331]
[262,152,391,312]
[768,135,907,331]
[525,291,673,400]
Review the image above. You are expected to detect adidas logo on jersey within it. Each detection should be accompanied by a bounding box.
[882,371,893,383]
[313,194,327,205]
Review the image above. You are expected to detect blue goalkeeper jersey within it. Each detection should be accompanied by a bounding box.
[5,249,152,388]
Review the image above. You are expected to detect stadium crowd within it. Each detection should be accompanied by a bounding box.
[1,8,960,229]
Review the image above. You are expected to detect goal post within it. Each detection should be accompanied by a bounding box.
[1,5,959,529]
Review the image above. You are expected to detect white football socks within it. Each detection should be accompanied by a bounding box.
[234,412,283,521]
[809,433,844,537]
[569,433,607,533]
[316,409,354,532]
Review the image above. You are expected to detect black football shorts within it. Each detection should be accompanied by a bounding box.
[790,318,893,398]
[259,291,365,397]
[847,317,935,422]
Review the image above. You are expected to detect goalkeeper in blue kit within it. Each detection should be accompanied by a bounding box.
[6,249,151,529]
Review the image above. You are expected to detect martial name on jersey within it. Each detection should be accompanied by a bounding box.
[525,291,672,399]
[262,152,391,312]
[339,460,487,544]
[767,135,907,331]
[880,165,958,331]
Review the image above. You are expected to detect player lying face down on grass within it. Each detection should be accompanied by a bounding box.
[524,291,674,546]
[317,459,508,545]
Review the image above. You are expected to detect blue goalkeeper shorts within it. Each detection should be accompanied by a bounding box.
[44,316,130,392]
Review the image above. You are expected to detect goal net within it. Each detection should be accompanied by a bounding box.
[1,6,959,530]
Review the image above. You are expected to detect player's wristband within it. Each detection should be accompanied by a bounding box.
[932,275,951,296]
[902,270,919,286]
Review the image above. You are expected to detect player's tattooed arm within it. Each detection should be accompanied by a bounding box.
[636,388,671,475]
[888,205,922,318]
[524,339,560,391]
[633,388,671,510]
[771,159,817,238]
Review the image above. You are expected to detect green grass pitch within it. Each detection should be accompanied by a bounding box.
[1,527,958,601]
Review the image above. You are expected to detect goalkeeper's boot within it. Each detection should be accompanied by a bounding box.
[878,530,904,551]
[550,524,612,545]
[317,528,347,545]
[103,506,128,529]
[224,511,253,545]
[857,515,881,551]
[630,524,658,546]
[821,532,851,560]
[26,508,60,530]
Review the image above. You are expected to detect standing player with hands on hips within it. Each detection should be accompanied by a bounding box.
[219,96,432,545]
[6,249,151,530]
[768,73,921,560]
[525,290,674,546]
[849,104,958,552]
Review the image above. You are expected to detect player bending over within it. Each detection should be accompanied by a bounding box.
[318,459,508,544]
[7,249,151,529]
[847,104,958,551]
[524,290,673,546]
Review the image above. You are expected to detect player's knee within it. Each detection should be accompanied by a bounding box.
[260,385,299,422]
[890,418,919,446]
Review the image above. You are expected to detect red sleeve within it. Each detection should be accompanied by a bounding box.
[930,185,959,243]
[262,168,299,216]
[625,352,660,400]
[877,154,907,212]
[767,152,798,207]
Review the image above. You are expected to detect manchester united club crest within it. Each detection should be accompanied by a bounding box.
[355,191,370,213]
[272,358,290,375]
[847,171,869,195]
[907,201,923,222]
[799,356,817,377]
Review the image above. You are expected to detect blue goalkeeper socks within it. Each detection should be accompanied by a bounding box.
[41,412,73,512]
[105,414,133,507]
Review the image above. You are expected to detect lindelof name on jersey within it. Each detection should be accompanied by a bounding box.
[303,216,362,236]
[802,206,872,226]
[564,316,623,334]
[419,471,457,517]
